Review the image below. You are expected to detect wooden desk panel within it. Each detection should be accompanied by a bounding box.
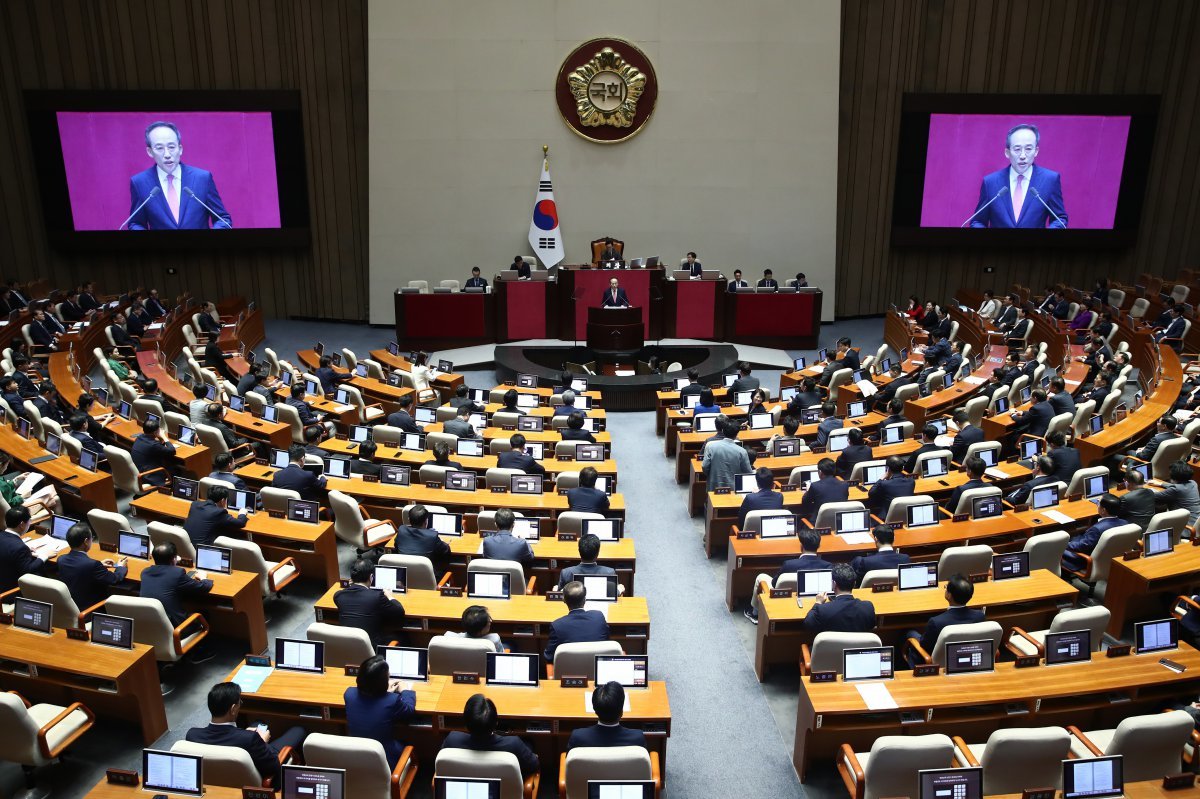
[0,425,116,512]
[1105,544,1200,635]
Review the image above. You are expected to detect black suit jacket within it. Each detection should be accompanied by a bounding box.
[271,464,326,502]
[131,434,175,486]
[1007,473,1060,506]
[204,341,238,383]
[1020,401,1055,438]
[496,450,545,476]
[209,470,247,491]
[29,320,56,348]
[803,594,876,633]
[391,525,451,561]
[55,549,127,610]
[333,583,406,646]
[1048,391,1075,417]
[0,530,45,591]
[774,553,835,582]
[386,410,420,433]
[441,732,539,778]
[867,475,916,517]
[834,444,873,480]
[947,478,987,513]
[851,549,911,582]
[797,477,849,522]
[544,607,609,660]
[919,605,986,653]
[600,287,631,307]
[185,723,283,783]
[738,489,784,529]
[875,375,911,407]
[950,425,985,464]
[481,532,534,567]
[1047,445,1082,484]
[567,486,609,514]
[139,564,213,626]
[349,459,381,477]
[184,500,247,548]
[567,723,648,751]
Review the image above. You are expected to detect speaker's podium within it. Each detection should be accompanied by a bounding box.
[587,306,643,355]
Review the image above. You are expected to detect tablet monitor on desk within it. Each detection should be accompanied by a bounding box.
[380,465,411,486]
[581,574,620,603]
[881,424,905,445]
[588,781,654,799]
[1018,438,1042,462]
[1062,756,1123,799]
[571,378,589,393]
[262,404,279,423]
[78,448,99,472]
[516,393,538,409]
[177,425,196,446]
[748,413,773,430]
[991,551,1029,580]
[115,400,132,420]
[920,456,948,478]
[722,374,737,388]
[468,571,511,600]
[517,373,538,388]
[281,765,345,799]
[780,386,798,403]
[91,387,109,406]
[1044,629,1091,665]
[860,463,887,486]
[511,474,543,495]
[1143,528,1173,557]
[734,473,757,494]
[485,652,538,686]
[428,512,463,536]
[287,498,319,524]
[371,565,406,594]
[90,612,134,649]
[582,518,622,542]
[225,393,246,413]
[1085,474,1107,498]
[759,515,796,539]
[434,777,500,799]
[50,513,78,540]
[595,654,648,688]
[275,637,324,673]
[734,390,754,406]
[1020,386,1033,403]
[919,768,982,799]
[12,598,52,635]
[142,749,203,797]
[794,468,820,491]
[827,432,850,453]
[793,357,807,370]
[944,640,995,675]
[323,457,350,479]
[798,569,833,597]
[304,379,321,398]
[942,372,955,390]
[1088,414,1104,435]
[270,448,290,469]
[518,416,544,432]
[842,646,894,682]
[847,401,867,419]
[898,562,938,591]
[380,645,427,681]
[1030,484,1060,510]
[577,443,605,462]
[400,432,425,451]
[994,396,1010,415]
[414,406,436,425]
[468,388,488,404]
[334,388,352,406]
[195,544,232,574]
[683,393,700,410]
[456,439,484,457]
[971,494,1003,520]
[773,438,801,457]
[694,415,719,433]
[906,502,939,528]
[280,370,294,387]
[45,431,62,455]
[834,509,869,534]
[524,441,545,460]
[594,475,614,495]
[118,530,150,560]
[673,377,690,390]
[511,517,540,541]
[1135,618,1178,654]
[445,471,476,491]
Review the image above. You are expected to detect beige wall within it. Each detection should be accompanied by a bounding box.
[368,0,840,325]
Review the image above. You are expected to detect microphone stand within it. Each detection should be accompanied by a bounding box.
[183,187,233,228]
[1029,187,1066,228]
[118,187,161,230]
[960,186,1009,228]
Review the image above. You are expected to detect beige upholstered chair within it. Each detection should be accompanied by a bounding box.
[304,732,417,799]
[550,641,623,681]
[800,632,882,675]
[307,622,375,668]
[560,746,657,799]
[908,621,1003,668]
[557,512,605,535]
[837,734,954,799]
[936,544,994,579]
[1068,711,1193,781]
[104,595,209,663]
[147,521,196,562]
[952,727,1071,793]
[378,553,448,591]
[1005,606,1110,658]
[213,535,300,597]
[171,740,271,789]
[468,559,533,595]
[328,490,395,548]
[86,508,134,548]
[18,574,100,631]
[1023,530,1070,574]
[428,635,493,676]
[0,690,95,791]
[434,748,535,799]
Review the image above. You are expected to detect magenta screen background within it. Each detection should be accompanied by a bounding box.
[56,111,281,230]
[919,114,1130,229]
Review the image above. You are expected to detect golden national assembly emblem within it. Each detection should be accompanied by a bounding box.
[556,38,658,144]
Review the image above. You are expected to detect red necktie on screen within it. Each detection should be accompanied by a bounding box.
[612,289,617,303]
[167,173,180,223]
[1012,173,1025,222]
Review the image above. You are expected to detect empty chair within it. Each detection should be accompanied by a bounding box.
[557,512,605,535]
[104,445,162,496]
[490,438,515,455]
[1023,530,1070,574]
[883,495,938,525]
[827,368,852,404]
[428,635,492,676]
[478,510,526,532]
[407,280,429,293]
[950,486,1001,517]
[303,732,417,799]
[425,431,459,451]
[555,471,581,490]
[1064,465,1109,498]
[1107,288,1126,309]
[273,402,307,444]
[801,632,882,675]
[307,622,375,667]
[551,641,623,680]
[147,521,196,562]
[18,574,96,630]
[378,553,447,590]
[893,382,919,404]
[952,727,1071,794]
[260,486,301,514]
[1068,711,1193,782]
[813,501,867,530]
[105,595,209,663]
[486,467,525,489]
[132,397,166,422]
[837,734,954,799]
[0,691,95,793]
[339,384,386,425]
[739,509,794,534]
[434,748,534,799]
[1005,606,1110,658]
[86,508,135,548]
[561,746,657,799]
[419,464,454,485]
[860,569,899,588]
[1129,296,1149,318]
[468,559,532,595]
[170,740,269,789]
[1145,508,1190,545]
[908,621,1003,668]
[213,536,299,597]
[328,490,395,548]
[936,544,993,579]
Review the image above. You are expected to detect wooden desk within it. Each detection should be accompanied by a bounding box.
[654,387,729,436]
[421,422,612,447]
[755,570,1076,680]
[313,587,650,654]
[1104,545,1200,636]
[1076,345,1183,466]
[130,492,340,587]
[84,781,243,799]
[794,642,1200,777]
[663,401,787,458]
[106,416,213,477]
[445,534,637,596]
[368,348,467,396]
[295,348,416,413]
[0,626,166,744]
[0,424,116,512]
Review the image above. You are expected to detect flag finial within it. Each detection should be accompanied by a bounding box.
[543,144,549,158]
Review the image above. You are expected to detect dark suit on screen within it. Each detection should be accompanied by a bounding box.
[127,164,232,230]
[970,165,1067,229]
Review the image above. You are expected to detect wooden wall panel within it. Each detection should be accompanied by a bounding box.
[837,0,1200,317]
[0,0,368,321]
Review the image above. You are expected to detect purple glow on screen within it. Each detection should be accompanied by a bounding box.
[919,114,1130,229]
[56,111,281,230]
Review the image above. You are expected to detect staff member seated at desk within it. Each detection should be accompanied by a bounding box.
[557,533,618,589]
[497,434,545,477]
[481,508,534,568]
[683,251,703,278]
[727,270,748,292]
[390,504,450,564]
[1005,455,1059,506]
[1062,493,1125,573]
[443,404,477,439]
[499,389,527,416]
[140,542,214,662]
[131,418,176,487]
[814,402,843,448]
[271,444,327,502]
[386,394,421,433]
[1156,460,1200,528]
[834,428,872,481]
[567,466,610,514]
[568,682,648,750]
[731,362,760,394]
[851,524,910,583]
[335,559,407,646]
[544,580,610,661]
[601,277,631,308]
[692,387,721,417]
[561,411,597,443]
[186,682,308,785]
[465,266,489,290]
[757,269,778,290]
[184,485,248,548]
[746,529,834,624]
[867,456,915,517]
[510,256,532,280]
[803,563,876,633]
[798,458,848,523]
[57,521,128,610]
[424,441,463,471]
[344,655,417,770]
[448,605,506,653]
[906,573,985,667]
[739,467,784,528]
[441,695,540,779]
[945,456,988,512]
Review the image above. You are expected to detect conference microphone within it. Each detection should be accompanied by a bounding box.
[1028,186,1066,228]
[118,186,161,230]
[182,187,233,229]
[959,186,1009,228]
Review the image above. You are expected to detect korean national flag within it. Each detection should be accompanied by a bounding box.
[528,159,565,268]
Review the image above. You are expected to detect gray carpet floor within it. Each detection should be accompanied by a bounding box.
[8,317,883,799]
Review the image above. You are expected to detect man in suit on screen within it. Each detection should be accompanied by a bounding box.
[126,121,232,230]
[969,124,1067,229]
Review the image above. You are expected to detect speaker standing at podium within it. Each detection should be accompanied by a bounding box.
[601,278,631,308]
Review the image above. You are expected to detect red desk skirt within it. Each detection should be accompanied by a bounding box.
[505,282,547,339]
[732,293,818,336]
[572,271,652,339]
[402,294,485,338]
[673,279,717,338]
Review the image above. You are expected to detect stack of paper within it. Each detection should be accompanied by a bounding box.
[1043,509,1075,525]
[856,380,878,397]
[230,664,273,693]
[839,532,875,545]
[855,683,898,710]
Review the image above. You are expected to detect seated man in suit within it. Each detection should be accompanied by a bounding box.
[314,355,352,396]
[448,384,482,412]
[727,269,749,292]
[818,338,861,388]
[441,694,539,779]
[949,408,985,464]
[598,238,620,262]
[447,605,506,653]
[1125,415,1180,464]
[203,338,238,384]
[907,573,986,666]
[465,266,489,290]
[1046,375,1075,417]
[1005,455,1060,506]
[184,485,248,548]
[567,466,610,514]
[1043,430,1082,483]
[144,288,168,318]
[481,508,534,568]
[509,255,532,280]
[787,377,823,415]
[0,507,49,592]
[285,383,323,429]
[424,441,463,471]
[131,418,176,487]
[1154,304,1188,350]
[803,563,876,633]
[601,277,631,308]
[878,398,908,432]
[334,559,407,646]
[28,308,61,352]
[554,389,580,416]
[851,524,911,583]
[349,440,382,478]
[873,365,911,411]
[1119,466,1156,529]
[757,269,778,290]
[730,362,759,394]
[1006,309,1033,350]
[568,681,648,750]
[140,542,213,659]
[683,251,703,278]
[834,427,872,480]
[746,529,834,623]
[543,580,609,661]
[271,444,327,501]
[390,504,451,565]
[443,403,477,439]
[557,533,617,589]
[497,433,546,477]
[209,452,248,491]
[797,458,849,522]
[946,455,988,513]
[678,368,705,398]
[1156,460,1200,529]
[866,456,916,518]
[204,403,247,451]
[385,394,421,433]
[1012,388,1054,438]
[343,655,417,771]
[1062,493,1125,572]
[738,467,784,529]
[66,412,105,457]
[55,522,128,611]
[194,301,222,336]
[814,402,843,448]
[108,312,139,351]
[186,682,307,785]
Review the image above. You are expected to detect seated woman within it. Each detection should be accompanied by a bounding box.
[343,655,417,770]
[0,451,59,518]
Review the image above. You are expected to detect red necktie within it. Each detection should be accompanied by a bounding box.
[1012,174,1025,221]
[167,173,180,223]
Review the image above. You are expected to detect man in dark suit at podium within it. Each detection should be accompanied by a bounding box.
[599,238,620,262]
[684,252,703,278]
[601,278,631,308]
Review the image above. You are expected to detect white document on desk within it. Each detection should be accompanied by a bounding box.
[1043,509,1075,525]
[839,532,875,545]
[855,682,898,710]
[855,380,878,397]
[962,375,986,385]
[984,467,1009,480]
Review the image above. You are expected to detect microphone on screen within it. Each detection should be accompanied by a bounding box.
[118,186,161,230]
[1028,186,1066,228]
[183,187,233,229]
[959,186,1009,228]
